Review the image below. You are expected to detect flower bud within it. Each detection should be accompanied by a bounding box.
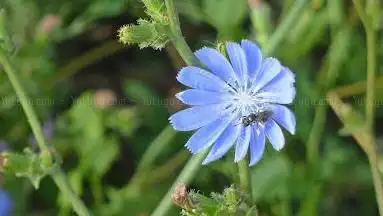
[171,183,193,210]
[118,19,169,50]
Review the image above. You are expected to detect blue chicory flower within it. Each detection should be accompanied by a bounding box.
[0,189,12,216]
[169,40,296,166]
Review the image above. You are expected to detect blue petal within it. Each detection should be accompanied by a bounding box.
[0,191,12,216]
[176,89,229,105]
[271,104,296,134]
[252,58,282,93]
[185,115,234,153]
[195,48,238,83]
[177,66,230,92]
[249,126,265,166]
[202,124,241,165]
[169,104,229,131]
[226,42,248,82]
[257,67,295,104]
[241,40,262,78]
[265,120,285,151]
[234,126,251,162]
[256,87,295,104]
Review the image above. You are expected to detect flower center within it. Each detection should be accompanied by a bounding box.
[230,87,259,117]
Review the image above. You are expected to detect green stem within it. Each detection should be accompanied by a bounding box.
[52,169,92,216]
[364,31,382,215]
[0,50,50,155]
[306,104,327,164]
[151,149,209,216]
[0,48,91,216]
[137,125,176,172]
[165,0,199,66]
[264,0,309,55]
[368,153,383,216]
[298,184,322,216]
[127,150,189,193]
[45,40,122,88]
[365,22,376,135]
[352,0,383,214]
[238,158,252,201]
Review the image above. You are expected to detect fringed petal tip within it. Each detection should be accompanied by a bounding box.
[184,143,194,153]
[168,115,177,130]
[174,92,184,102]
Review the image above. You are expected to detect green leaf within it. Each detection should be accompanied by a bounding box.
[105,107,140,136]
[68,92,103,141]
[249,1,272,48]
[1,149,53,189]
[189,191,218,215]
[67,92,120,177]
[246,206,258,216]
[142,0,168,24]
[286,9,329,60]
[124,80,168,131]
[336,101,365,136]
[202,0,247,31]
[326,26,352,85]
[251,155,291,201]
[84,0,128,20]
[0,9,15,55]
[176,0,205,23]
[84,136,119,176]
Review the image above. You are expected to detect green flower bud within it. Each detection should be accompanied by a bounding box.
[0,148,52,189]
[118,19,169,50]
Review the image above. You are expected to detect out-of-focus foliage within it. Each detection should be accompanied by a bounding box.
[0,0,382,216]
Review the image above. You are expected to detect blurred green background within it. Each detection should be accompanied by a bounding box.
[0,0,382,215]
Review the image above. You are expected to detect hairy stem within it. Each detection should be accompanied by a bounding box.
[238,158,252,201]
[0,48,91,216]
[165,0,199,65]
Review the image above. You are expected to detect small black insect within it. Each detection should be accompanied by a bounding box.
[240,110,273,127]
